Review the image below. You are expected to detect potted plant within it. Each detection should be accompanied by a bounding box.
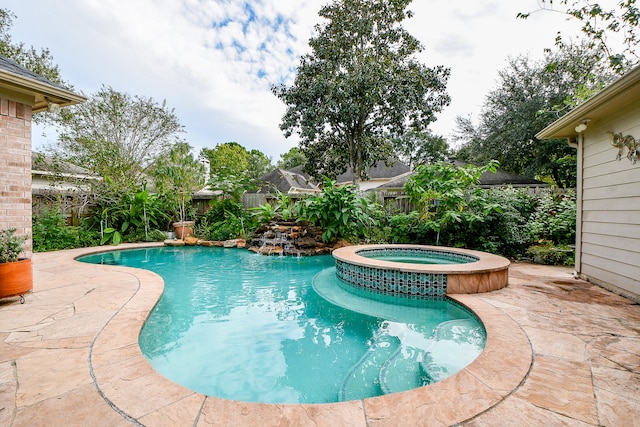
[153,142,205,239]
[0,228,32,303]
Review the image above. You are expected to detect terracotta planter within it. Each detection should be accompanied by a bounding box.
[172,221,195,239]
[0,258,33,303]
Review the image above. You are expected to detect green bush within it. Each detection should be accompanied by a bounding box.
[196,199,252,240]
[298,178,378,243]
[526,191,576,245]
[33,207,80,251]
[526,240,574,265]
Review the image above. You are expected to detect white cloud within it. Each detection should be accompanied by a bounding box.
[7,0,584,160]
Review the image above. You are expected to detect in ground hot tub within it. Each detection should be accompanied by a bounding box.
[332,244,510,298]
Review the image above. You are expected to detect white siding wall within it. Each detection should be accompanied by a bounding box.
[580,99,640,300]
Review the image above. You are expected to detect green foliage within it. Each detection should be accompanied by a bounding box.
[391,129,448,169]
[527,240,575,266]
[0,228,27,263]
[526,191,577,245]
[454,46,614,188]
[153,142,204,223]
[298,178,378,242]
[49,85,184,196]
[98,187,169,245]
[276,147,306,170]
[405,160,498,244]
[250,191,298,224]
[195,199,251,241]
[33,207,79,251]
[518,1,639,73]
[247,149,273,180]
[387,211,433,244]
[446,188,537,258]
[201,143,262,201]
[272,0,450,184]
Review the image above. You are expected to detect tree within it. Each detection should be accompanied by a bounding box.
[272,0,450,185]
[277,147,307,170]
[200,142,264,200]
[48,85,184,195]
[153,142,204,224]
[247,149,273,180]
[200,142,249,180]
[518,0,640,73]
[391,129,448,169]
[454,44,614,188]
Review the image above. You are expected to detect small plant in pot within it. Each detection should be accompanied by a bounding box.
[0,228,33,303]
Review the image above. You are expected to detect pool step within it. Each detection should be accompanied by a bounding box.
[419,318,485,384]
[338,334,401,402]
[379,345,426,395]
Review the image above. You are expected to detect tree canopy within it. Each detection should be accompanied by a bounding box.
[518,0,639,73]
[454,43,615,188]
[277,147,307,170]
[391,129,448,170]
[200,142,273,200]
[272,0,450,185]
[48,85,185,195]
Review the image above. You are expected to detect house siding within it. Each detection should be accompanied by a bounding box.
[580,99,640,300]
[0,97,32,257]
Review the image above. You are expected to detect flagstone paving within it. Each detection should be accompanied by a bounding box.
[1,243,639,426]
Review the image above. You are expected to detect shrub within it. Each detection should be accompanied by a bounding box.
[526,191,576,245]
[196,199,252,240]
[298,178,378,243]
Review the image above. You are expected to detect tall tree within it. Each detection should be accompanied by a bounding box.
[247,149,273,180]
[391,129,448,169]
[519,0,639,73]
[48,85,184,195]
[272,0,450,185]
[199,142,271,199]
[454,43,614,188]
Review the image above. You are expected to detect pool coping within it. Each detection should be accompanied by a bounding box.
[82,243,532,426]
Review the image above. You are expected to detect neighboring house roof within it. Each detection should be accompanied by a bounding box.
[252,168,319,194]
[537,66,640,140]
[31,152,100,194]
[376,159,547,191]
[0,54,85,112]
[334,160,411,184]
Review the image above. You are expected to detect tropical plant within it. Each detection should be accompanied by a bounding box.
[0,228,27,263]
[99,186,169,245]
[405,160,498,245]
[153,142,204,224]
[273,0,450,185]
[196,199,252,241]
[298,178,378,242]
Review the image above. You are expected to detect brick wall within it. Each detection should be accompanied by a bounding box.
[0,97,33,258]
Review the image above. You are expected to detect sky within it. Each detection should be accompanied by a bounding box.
[6,0,582,161]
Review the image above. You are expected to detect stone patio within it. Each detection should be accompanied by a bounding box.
[1,243,639,426]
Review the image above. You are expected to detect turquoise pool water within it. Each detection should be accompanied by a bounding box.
[79,246,485,404]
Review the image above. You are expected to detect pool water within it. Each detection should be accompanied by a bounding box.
[79,246,485,404]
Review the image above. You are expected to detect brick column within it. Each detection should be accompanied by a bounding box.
[0,97,33,258]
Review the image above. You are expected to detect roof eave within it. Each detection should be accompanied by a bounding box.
[0,69,86,113]
[536,66,640,140]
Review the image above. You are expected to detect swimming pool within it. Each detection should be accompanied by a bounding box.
[79,246,485,404]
